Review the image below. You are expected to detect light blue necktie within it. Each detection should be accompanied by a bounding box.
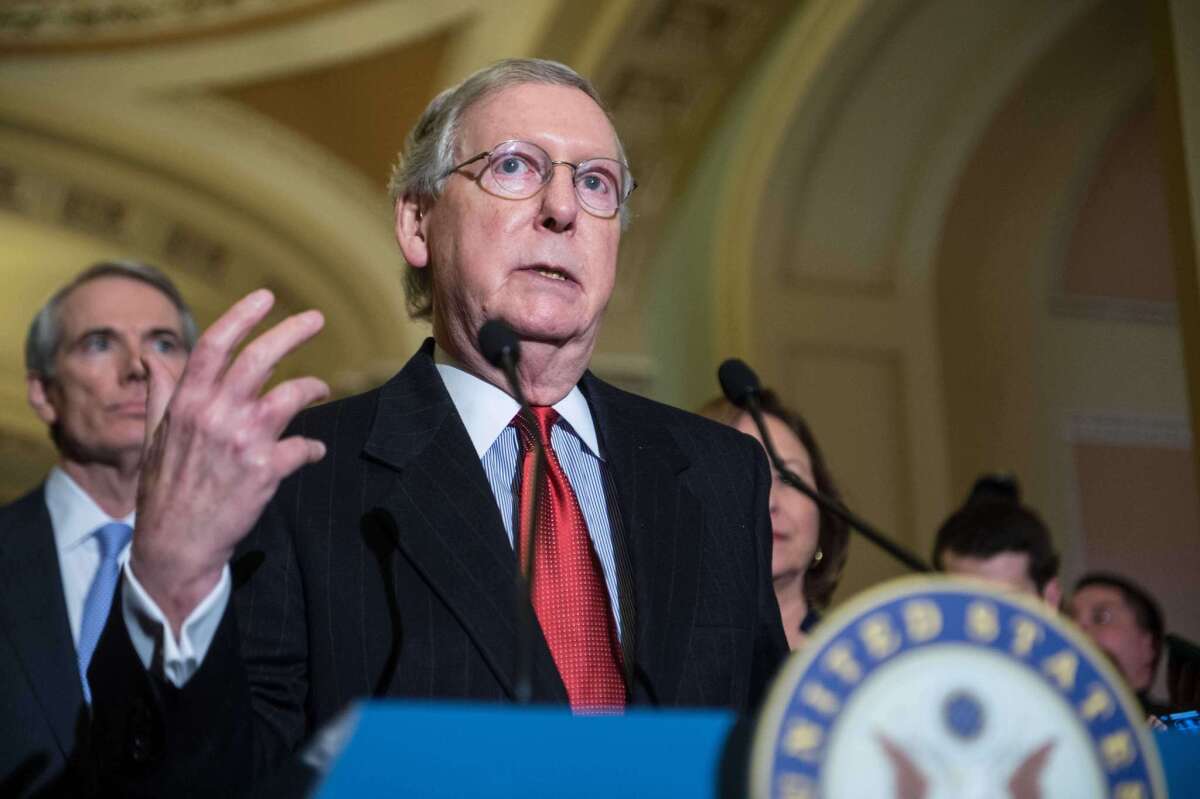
[77,521,132,704]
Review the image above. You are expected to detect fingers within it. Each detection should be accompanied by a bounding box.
[142,352,178,458]
[271,435,327,478]
[224,310,325,402]
[183,290,277,386]
[258,376,331,438]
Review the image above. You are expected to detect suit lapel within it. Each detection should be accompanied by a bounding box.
[0,486,85,756]
[362,343,566,702]
[584,375,700,706]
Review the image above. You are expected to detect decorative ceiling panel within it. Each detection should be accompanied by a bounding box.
[220,26,453,188]
[0,0,354,52]
[563,0,795,309]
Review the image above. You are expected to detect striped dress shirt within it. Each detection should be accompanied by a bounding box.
[434,351,625,637]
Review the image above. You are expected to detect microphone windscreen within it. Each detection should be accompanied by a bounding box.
[478,319,520,368]
[718,358,760,408]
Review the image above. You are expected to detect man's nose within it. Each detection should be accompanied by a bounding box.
[124,345,148,381]
[538,164,579,232]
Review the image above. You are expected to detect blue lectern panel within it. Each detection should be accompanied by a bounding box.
[316,702,736,798]
[1155,729,1200,798]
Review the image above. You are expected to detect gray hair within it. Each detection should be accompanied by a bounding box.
[26,260,198,379]
[387,58,630,320]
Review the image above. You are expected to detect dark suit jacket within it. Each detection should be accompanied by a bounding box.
[0,486,90,797]
[89,342,787,795]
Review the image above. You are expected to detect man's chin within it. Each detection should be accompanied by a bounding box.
[61,436,146,468]
[501,311,597,346]
[509,327,597,356]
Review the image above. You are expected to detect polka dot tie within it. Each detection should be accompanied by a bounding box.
[514,407,625,712]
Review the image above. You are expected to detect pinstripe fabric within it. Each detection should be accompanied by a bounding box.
[85,340,788,793]
[0,486,88,796]
[482,421,624,638]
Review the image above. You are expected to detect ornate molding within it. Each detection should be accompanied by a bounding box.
[577,0,794,310]
[0,152,234,289]
[1066,412,1192,450]
[1049,293,1176,325]
[183,96,390,223]
[0,0,337,48]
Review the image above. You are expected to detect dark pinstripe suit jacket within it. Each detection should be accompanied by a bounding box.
[89,341,787,794]
[0,486,91,798]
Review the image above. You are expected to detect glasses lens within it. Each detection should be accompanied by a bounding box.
[477,141,633,217]
[485,141,549,198]
[574,159,629,217]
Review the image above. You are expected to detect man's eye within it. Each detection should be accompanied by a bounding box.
[82,334,112,352]
[152,337,178,354]
[496,155,535,177]
[577,171,614,195]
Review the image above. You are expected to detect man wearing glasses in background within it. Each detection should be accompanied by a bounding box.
[88,59,787,793]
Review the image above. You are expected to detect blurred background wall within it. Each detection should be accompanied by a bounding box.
[1,0,1197,663]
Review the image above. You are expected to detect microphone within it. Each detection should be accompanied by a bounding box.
[717,358,931,573]
[479,319,520,379]
[718,358,760,410]
[478,319,544,704]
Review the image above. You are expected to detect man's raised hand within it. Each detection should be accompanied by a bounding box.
[131,290,329,634]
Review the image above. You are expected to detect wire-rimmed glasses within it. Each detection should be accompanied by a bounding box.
[442,139,637,218]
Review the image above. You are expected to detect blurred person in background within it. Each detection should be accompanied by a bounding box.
[700,390,849,649]
[932,475,1062,609]
[1068,572,1170,716]
[0,261,194,797]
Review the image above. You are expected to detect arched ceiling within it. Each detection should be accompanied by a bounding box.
[0,0,792,499]
[0,0,350,51]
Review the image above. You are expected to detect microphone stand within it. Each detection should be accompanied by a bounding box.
[740,392,932,574]
[484,327,546,704]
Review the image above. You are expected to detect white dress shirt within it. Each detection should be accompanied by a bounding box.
[45,466,135,647]
[123,345,623,687]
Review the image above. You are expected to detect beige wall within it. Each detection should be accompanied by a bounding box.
[645,0,1199,634]
[935,0,1199,661]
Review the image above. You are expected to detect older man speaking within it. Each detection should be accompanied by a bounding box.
[90,59,786,793]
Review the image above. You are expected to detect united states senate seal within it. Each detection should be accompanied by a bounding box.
[750,577,1166,798]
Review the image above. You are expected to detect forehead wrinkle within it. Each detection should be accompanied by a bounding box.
[461,85,620,164]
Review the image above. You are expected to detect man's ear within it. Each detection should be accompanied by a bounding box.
[395,194,430,269]
[27,373,58,426]
[1041,577,1062,611]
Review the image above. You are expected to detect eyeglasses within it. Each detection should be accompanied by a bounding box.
[442,139,637,218]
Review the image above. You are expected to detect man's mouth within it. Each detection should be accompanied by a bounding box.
[525,265,572,283]
[111,401,147,415]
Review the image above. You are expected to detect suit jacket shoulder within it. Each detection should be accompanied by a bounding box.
[581,373,786,707]
[582,374,766,465]
[0,484,89,798]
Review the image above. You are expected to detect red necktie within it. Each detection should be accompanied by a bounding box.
[514,406,625,712]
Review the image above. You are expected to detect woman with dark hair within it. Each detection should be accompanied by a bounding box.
[699,390,849,649]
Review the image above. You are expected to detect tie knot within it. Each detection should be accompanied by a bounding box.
[94,522,132,560]
[513,406,560,450]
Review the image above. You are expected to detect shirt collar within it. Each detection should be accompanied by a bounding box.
[433,343,602,460]
[45,465,136,553]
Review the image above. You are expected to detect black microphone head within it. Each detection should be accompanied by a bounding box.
[478,319,520,368]
[718,358,760,408]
